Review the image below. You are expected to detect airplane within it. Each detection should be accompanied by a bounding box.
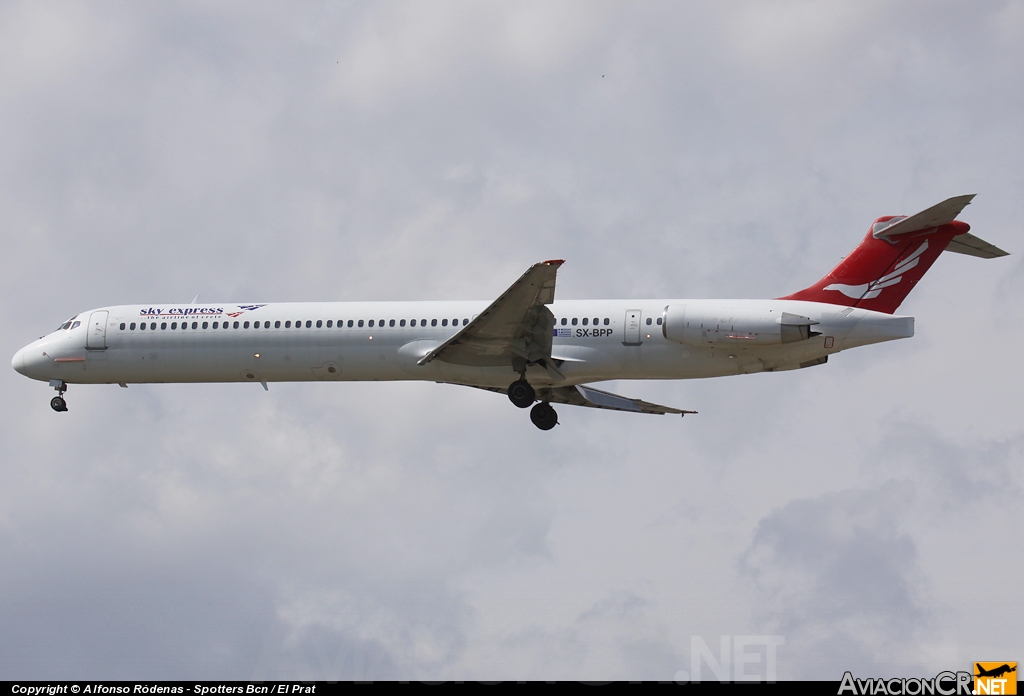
[975,664,1016,679]
[11,194,1008,430]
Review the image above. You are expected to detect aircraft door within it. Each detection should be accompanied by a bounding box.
[623,310,642,345]
[86,310,109,349]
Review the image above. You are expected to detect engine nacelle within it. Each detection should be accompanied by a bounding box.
[662,305,819,346]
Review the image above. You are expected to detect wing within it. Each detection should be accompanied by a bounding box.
[418,260,563,367]
[472,383,697,417]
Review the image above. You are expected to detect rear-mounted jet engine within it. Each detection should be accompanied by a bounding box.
[661,305,820,346]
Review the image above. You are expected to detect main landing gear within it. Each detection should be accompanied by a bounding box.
[530,402,558,431]
[507,378,536,408]
[508,378,558,430]
[49,380,68,412]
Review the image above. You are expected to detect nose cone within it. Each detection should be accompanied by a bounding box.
[12,342,49,380]
[12,346,27,375]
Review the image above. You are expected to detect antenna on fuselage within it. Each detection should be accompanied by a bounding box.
[190,294,199,304]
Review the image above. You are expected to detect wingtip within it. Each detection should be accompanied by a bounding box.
[543,259,565,266]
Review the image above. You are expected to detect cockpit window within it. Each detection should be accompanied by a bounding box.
[71,321,81,329]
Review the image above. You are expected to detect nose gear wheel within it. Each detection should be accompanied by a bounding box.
[50,380,69,412]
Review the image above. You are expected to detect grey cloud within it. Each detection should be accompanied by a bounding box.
[741,483,928,678]
[0,580,278,680]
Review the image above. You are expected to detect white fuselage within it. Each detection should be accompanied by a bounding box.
[12,299,913,390]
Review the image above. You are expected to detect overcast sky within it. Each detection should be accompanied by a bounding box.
[2,0,1022,681]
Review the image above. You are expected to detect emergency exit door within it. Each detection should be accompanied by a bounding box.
[623,310,643,345]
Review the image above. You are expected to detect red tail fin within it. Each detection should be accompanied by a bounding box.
[781,217,968,314]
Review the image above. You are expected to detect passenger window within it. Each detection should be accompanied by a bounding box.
[379,319,384,326]
[657,317,663,325]
[285,321,291,328]
[572,318,578,326]
[305,320,312,328]
[130,323,136,330]
[316,320,322,328]
[275,321,281,328]
[646,317,652,325]
[582,318,588,326]
[561,318,567,325]
[431,319,437,327]
[161,322,167,330]
[368,320,374,328]
[400,319,406,327]
[593,318,598,325]
[389,319,395,327]
[463,318,468,325]
[119,323,126,330]
[358,320,364,328]
[140,323,146,330]
[326,320,333,328]
[233,321,239,329]
[348,320,354,328]
[442,319,448,327]
[202,322,208,329]
[212,322,218,329]
[172,322,178,329]
[604,318,609,325]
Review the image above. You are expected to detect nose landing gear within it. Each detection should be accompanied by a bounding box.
[49,380,68,412]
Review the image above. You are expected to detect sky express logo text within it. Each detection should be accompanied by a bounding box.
[139,305,265,318]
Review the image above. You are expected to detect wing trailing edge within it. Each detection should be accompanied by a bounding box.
[470,383,696,417]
